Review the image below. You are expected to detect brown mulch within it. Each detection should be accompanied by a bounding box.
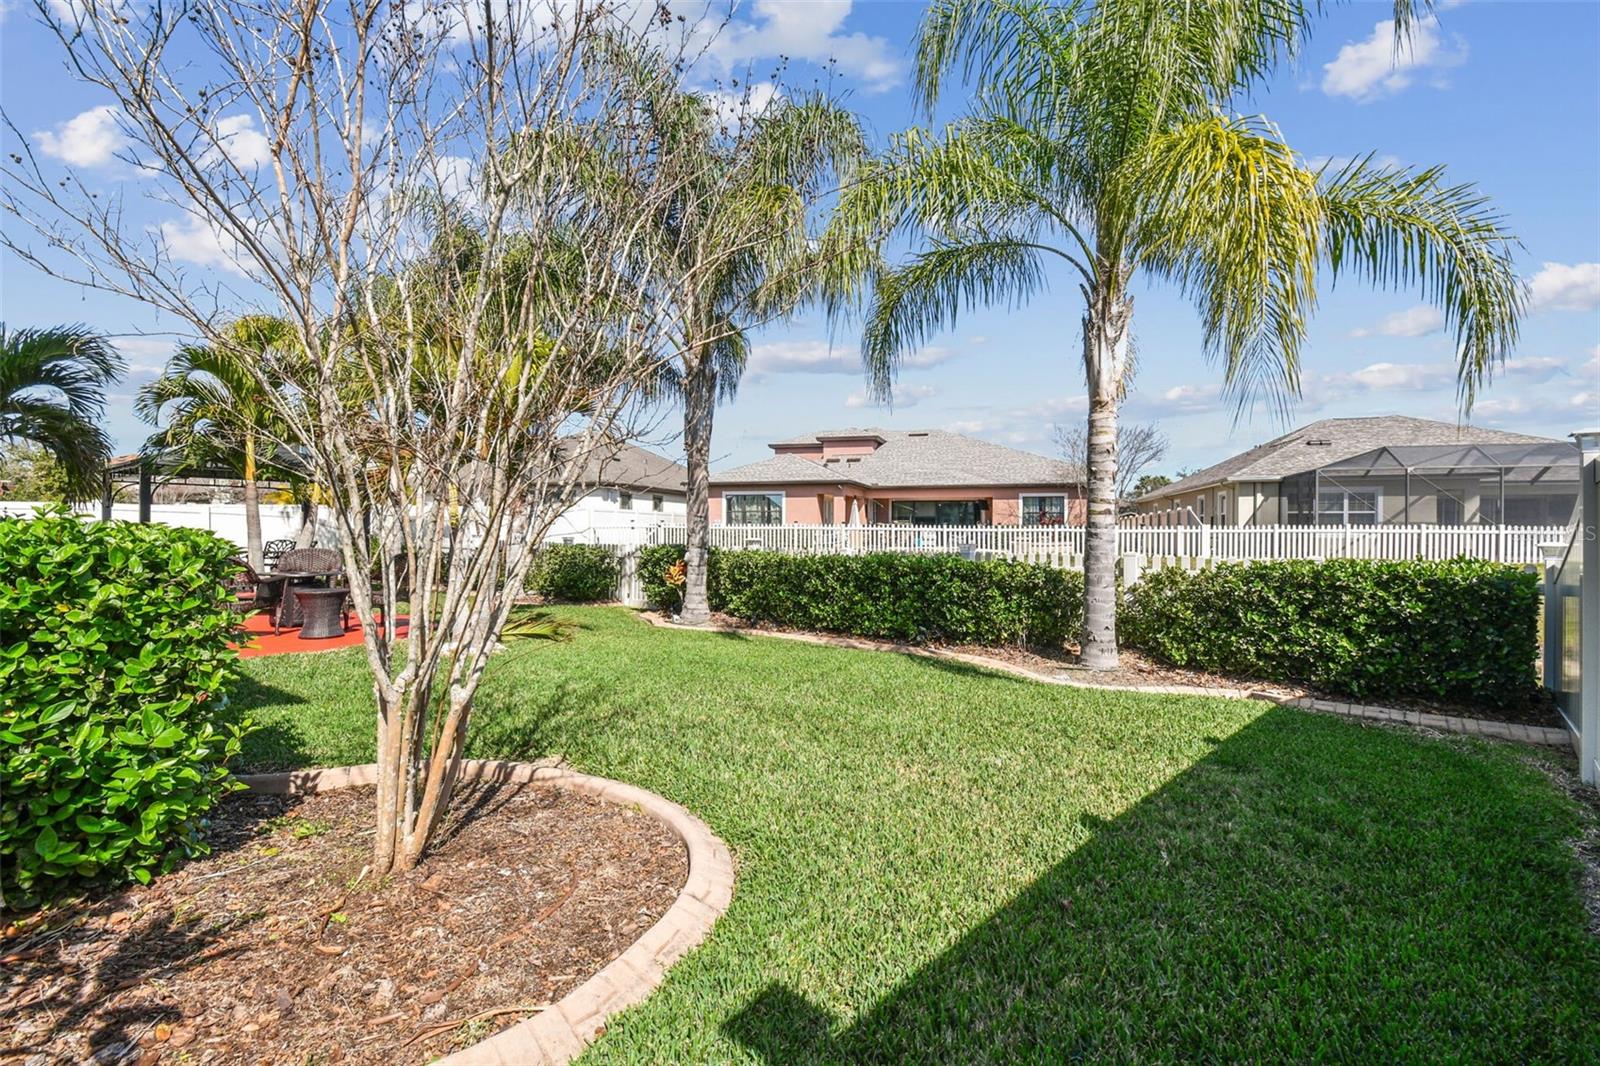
[654,610,1563,730]
[2,782,686,1066]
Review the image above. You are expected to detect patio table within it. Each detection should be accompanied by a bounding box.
[293,586,350,639]
[270,570,338,632]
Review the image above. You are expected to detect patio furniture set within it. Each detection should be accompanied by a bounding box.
[229,543,353,640]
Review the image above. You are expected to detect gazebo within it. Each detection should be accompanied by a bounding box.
[101,447,311,522]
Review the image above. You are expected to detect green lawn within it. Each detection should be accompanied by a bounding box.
[231,607,1600,1062]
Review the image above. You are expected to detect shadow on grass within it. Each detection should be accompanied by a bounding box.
[725,707,1600,1061]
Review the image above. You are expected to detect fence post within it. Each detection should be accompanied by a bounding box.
[1198,522,1210,561]
[1574,430,1600,784]
[1120,551,1145,590]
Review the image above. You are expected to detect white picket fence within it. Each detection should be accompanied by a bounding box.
[630,522,1566,566]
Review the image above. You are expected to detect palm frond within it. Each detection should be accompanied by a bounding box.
[862,238,1048,398]
[1318,156,1522,409]
[1130,113,1321,413]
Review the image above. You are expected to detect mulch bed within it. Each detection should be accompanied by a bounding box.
[3,782,687,1065]
[661,611,1563,730]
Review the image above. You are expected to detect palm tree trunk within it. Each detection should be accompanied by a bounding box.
[242,434,264,571]
[1080,286,1133,671]
[680,353,716,625]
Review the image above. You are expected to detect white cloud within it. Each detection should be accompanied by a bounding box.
[204,114,273,170]
[1347,361,1456,391]
[1570,391,1595,410]
[705,81,784,131]
[943,394,1087,445]
[114,336,182,374]
[748,339,855,374]
[1500,355,1567,383]
[1350,304,1444,338]
[156,212,250,277]
[1527,262,1600,313]
[1321,17,1467,102]
[1139,382,1224,415]
[845,382,938,409]
[1471,396,1534,420]
[35,105,126,167]
[710,0,902,92]
[747,340,954,376]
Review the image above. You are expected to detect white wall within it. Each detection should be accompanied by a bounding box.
[0,501,313,554]
[3,487,687,554]
[543,487,687,544]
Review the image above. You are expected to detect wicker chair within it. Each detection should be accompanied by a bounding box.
[272,548,348,635]
[224,559,274,615]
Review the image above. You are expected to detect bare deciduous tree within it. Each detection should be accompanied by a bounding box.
[1054,421,1168,508]
[1,0,725,873]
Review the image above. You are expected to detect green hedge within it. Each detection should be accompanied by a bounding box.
[1120,558,1541,709]
[527,544,619,603]
[638,545,1084,647]
[0,512,252,907]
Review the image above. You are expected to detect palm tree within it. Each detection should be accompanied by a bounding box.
[0,325,123,501]
[136,316,297,570]
[840,0,1522,669]
[595,44,868,624]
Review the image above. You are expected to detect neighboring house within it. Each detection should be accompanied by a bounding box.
[545,440,688,542]
[709,428,1083,526]
[1131,415,1578,527]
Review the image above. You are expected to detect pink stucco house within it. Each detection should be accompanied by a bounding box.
[708,428,1085,526]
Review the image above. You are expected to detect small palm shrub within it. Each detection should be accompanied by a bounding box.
[1120,557,1541,708]
[638,546,1084,647]
[526,544,620,603]
[0,511,252,908]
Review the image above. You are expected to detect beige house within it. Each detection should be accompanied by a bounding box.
[1132,416,1578,527]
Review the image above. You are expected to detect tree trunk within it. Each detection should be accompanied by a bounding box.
[680,354,716,625]
[242,434,264,571]
[295,499,317,548]
[1080,286,1133,671]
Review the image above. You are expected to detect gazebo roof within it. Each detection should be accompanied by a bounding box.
[105,446,311,481]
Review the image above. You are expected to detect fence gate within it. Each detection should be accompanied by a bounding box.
[1542,430,1599,784]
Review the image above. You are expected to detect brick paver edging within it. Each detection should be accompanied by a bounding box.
[640,613,1572,750]
[236,759,736,1065]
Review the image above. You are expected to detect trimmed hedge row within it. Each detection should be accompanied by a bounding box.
[527,544,619,603]
[1120,558,1541,709]
[637,545,1084,647]
[1,512,252,907]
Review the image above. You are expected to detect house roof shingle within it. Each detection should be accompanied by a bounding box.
[712,429,1080,489]
[572,440,688,495]
[1137,415,1558,501]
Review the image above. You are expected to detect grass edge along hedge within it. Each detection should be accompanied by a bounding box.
[1120,557,1541,709]
[0,511,253,908]
[638,544,1084,648]
[527,543,620,603]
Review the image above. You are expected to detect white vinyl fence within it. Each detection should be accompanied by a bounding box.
[1542,436,1598,784]
[631,521,1566,566]
[0,501,315,554]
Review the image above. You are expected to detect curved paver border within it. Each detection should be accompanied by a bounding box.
[237,759,735,1065]
[639,612,1572,749]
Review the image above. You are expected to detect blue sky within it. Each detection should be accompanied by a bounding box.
[2,1,1597,476]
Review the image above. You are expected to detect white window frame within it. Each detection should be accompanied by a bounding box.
[1316,487,1382,526]
[619,490,633,511]
[1018,493,1068,527]
[1216,490,1229,526]
[652,494,664,512]
[721,490,785,526]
